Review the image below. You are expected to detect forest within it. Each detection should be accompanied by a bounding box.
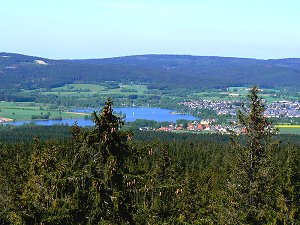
[1,53,300,90]
[0,88,299,224]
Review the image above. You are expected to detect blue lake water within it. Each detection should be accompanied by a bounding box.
[6,107,199,126]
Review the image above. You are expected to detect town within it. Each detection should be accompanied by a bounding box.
[140,119,244,134]
[149,99,300,134]
[179,99,300,118]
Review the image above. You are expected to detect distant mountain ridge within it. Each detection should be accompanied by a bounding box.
[0,52,299,90]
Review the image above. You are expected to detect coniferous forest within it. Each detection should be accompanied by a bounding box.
[1,53,300,90]
[0,88,299,224]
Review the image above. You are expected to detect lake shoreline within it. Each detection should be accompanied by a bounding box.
[4,107,199,126]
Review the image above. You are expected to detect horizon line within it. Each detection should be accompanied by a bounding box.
[1,51,300,61]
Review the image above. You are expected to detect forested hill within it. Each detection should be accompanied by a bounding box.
[1,52,300,90]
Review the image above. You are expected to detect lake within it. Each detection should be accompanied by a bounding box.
[6,107,199,126]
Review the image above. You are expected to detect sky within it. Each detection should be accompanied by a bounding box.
[0,0,299,59]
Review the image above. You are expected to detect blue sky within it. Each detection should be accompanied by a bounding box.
[0,0,299,59]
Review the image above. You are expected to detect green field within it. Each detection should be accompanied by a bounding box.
[16,84,300,104]
[277,128,300,135]
[227,86,250,95]
[42,83,148,97]
[190,87,282,101]
[190,92,229,101]
[52,84,107,92]
[225,87,294,103]
[0,102,85,121]
[275,125,300,134]
[0,83,149,122]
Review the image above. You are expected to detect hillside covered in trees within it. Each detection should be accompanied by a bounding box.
[1,52,300,90]
[0,89,299,224]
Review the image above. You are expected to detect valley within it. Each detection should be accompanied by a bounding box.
[0,53,299,135]
[1,82,299,134]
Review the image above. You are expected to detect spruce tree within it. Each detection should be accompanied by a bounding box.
[81,99,135,224]
[229,86,278,223]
